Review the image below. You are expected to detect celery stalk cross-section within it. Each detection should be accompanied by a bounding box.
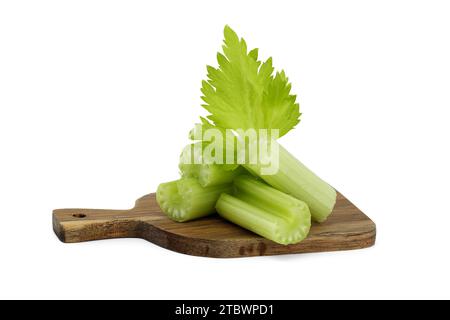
[216,176,311,245]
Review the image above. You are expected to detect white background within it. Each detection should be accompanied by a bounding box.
[1,0,449,299]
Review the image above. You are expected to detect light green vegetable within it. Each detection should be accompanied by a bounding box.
[179,142,245,187]
[216,175,311,245]
[245,142,336,222]
[178,143,202,179]
[198,26,336,222]
[197,164,245,187]
[156,26,337,246]
[156,178,232,222]
[201,26,300,138]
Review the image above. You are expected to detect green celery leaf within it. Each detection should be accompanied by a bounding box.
[201,25,301,138]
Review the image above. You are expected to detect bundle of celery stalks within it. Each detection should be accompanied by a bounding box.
[156,26,337,245]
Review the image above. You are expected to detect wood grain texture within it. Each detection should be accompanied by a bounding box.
[53,192,376,258]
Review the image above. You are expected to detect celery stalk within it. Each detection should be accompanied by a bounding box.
[244,142,336,222]
[156,178,232,222]
[185,164,245,187]
[179,143,245,187]
[178,143,201,179]
[198,165,241,186]
[216,176,311,245]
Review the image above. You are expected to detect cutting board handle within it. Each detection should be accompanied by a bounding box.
[52,207,141,243]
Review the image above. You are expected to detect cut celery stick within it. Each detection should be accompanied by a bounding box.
[156,178,232,222]
[180,161,244,187]
[179,162,199,179]
[179,142,245,187]
[187,127,336,222]
[197,165,245,187]
[244,142,336,222]
[216,176,311,245]
[178,143,202,178]
[216,194,310,245]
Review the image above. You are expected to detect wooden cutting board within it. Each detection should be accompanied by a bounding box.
[53,191,376,258]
